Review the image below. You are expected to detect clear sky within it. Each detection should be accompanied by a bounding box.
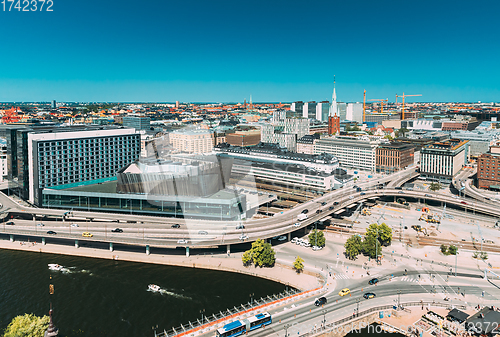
[1,0,499,103]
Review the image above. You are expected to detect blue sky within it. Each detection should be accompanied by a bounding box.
[1,0,499,102]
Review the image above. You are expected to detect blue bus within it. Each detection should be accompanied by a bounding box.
[216,313,272,337]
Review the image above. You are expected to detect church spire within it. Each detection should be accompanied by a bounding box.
[329,76,338,117]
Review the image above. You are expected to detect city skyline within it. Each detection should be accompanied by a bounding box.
[1,0,499,102]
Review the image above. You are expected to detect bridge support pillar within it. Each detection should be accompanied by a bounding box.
[75,240,79,248]
[288,232,291,241]
[186,247,189,257]
[226,244,231,256]
[42,237,46,245]
[109,242,114,252]
[9,234,14,242]
[146,245,150,255]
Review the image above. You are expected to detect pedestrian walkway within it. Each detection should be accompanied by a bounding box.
[332,273,350,280]
[399,276,420,283]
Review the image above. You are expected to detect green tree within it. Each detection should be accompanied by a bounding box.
[448,245,457,255]
[365,223,392,246]
[3,314,49,337]
[440,244,449,255]
[395,127,409,138]
[293,256,305,273]
[429,182,442,191]
[250,239,276,267]
[344,235,363,260]
[242,250,253,266]
[384,135,394,140]
[362,234,382,259]
[308,229,326,247]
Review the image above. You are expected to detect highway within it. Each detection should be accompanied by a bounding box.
[3,166,500,249]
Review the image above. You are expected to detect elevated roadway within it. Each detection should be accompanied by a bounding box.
[1,166,499,250]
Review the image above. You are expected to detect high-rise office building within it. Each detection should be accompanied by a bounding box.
[51,100,56,109]
[123,114,151,130]
[346,103,363,123]
[303,101,317,119]
[316,101,330,122]
[5,125,140,205]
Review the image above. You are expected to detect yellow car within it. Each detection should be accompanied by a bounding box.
[338,288,351,297]
[82,232,93,238]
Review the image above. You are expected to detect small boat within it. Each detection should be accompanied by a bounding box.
[148,284,161,292]
[48,264,64,271]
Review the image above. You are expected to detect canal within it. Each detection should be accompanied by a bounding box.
[0,249,286,337]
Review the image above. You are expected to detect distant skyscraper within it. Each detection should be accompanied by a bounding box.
[175,101,179,108]
[316,101,330,121]
[51,100,56,109]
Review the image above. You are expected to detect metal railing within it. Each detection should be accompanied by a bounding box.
[300,301,467,337]
[155,288,302,337]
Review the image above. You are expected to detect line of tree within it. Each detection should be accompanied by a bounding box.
[344,223,392,260]
[242,239,276,267]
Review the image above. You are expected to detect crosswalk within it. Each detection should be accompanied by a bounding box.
[400,276,420,283]
[332,273,350,280]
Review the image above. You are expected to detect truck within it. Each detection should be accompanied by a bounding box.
[298,214,308,221]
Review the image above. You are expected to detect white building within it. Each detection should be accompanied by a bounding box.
[215,144,351,191]
[346,103,363,123]
[260,117,309,151]
[311,135,384,172]
[169,129,214,154]
[420,139,469,183]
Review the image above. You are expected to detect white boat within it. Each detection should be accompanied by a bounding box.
[48,264,64,271]
[148,284,161,292]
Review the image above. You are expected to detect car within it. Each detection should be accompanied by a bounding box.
[329,206,334,210]
[46,230,57,235]
[312,246,323,251]
[291,237,299,243]
[293,223,301,227]
[377,186,384,189]
[301,209,309,214]
[37,223,44,227]
[277,236,287,241]
[82,232,93,237]
[363,292,376,299]
[198,230,208,235]
[236,224,245,229]
[177,239,188,244]
[398,191,405,194]
[360,192,366,196]
[338,288,351,297]
[239,234,249,240]
[6,221,14,225]
[171,224,181,228]
[333,201,340,205]
[321,202,327,206]
[316,209,322,214]
[425,194,432,197]
[70,223,79,227]
[111,228,123,233]
[314,297,327,306]
[461,201,467,205]
[348,196,354,199]
[368,278,379,285]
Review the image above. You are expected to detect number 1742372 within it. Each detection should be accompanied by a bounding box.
[2,0,54,11]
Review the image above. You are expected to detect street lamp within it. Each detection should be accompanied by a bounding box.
[200,309,205,324]
[397,290,401,308]
[356,298,360,317]
[322,309,327,327]
[284,323,291,337]
[250,293,254,306]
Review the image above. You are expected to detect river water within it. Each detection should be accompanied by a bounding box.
[0,249,285,337]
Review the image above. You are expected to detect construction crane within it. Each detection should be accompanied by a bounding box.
[395,93,422,120]
[363,89,366,122]
[369,99,388,114]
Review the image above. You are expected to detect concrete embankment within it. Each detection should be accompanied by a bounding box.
[0,239,321,291]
